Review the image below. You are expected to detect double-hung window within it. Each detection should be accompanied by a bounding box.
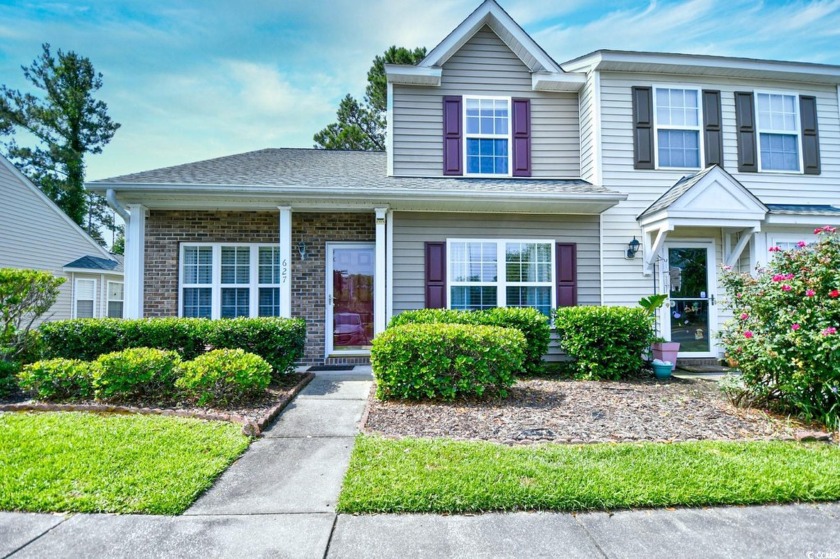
[74,278,96,318]
[464,97,511,176]
[106,281,124,318]
[654,87,702,169]
[180,244,282,319]
[756,92,801,172]
[448,240,554,316]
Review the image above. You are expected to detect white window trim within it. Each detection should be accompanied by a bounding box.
[178,243,283,319]
[755,90,804,174]
[445,239,556,312]
[462,95,513,178]
[73,278,97,319]
[106,281,124,319]
[769,233,814,252]
[652,85,704,171]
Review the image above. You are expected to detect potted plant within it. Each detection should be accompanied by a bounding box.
[639,295,680,371]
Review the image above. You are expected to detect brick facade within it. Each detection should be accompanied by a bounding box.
[144,210,374,365]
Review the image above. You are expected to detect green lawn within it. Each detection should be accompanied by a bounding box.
[338,435,840,513]
[0,412,250,515]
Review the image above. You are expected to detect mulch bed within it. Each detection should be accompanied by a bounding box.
[0,373,313,436]
[363,376,836,444]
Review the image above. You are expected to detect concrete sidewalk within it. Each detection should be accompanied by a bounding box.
[2,370,839,558]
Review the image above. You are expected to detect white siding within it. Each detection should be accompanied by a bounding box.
[391,26,580,178]
[0,160,117,321]
[391,212,600,313]
[598,71,840,311]
[578,70,598,183]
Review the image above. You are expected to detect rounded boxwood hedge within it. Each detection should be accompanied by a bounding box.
[93,347,182,401]
[372,323,525,400]
[176,348,272,406]
[388,307,549,375]
[17,358,94,401]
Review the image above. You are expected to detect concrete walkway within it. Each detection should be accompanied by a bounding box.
[2,370,839,558]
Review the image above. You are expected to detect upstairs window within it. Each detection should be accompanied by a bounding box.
[464,97,510,176]
[654,87,702,169]
[756,93,801,172]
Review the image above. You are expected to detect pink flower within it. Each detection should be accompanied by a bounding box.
[784,273,795,280]
[740,313,749,320]
[744,331,754,339]
[772,274,784,282]
[791,323,801,331]
[722,265,733,271]
[830,290,840,299]
[806,289,816,297]
[769,246,781,252]
[824,226,837,233]
[781,284,792,291]
[815,228,823,234]
[821,327,837,336]
[797,241,807,248]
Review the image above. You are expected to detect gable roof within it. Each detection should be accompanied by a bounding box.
[0,154,117,262]
[63,254,123,273]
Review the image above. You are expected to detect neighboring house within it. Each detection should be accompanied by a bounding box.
[0,155,124,321]
[88,0,840,365]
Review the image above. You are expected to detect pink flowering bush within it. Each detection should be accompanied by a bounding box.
[720,226,839,429]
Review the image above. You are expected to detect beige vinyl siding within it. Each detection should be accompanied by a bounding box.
[0,160,116,322]
[70,272,124,318]
[597,72,840,311]
[391,26,580,178]
[391,212,600,314]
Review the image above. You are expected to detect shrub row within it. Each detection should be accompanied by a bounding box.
[389,308,549,375]
[372,323,525,400]
[38,317,306,378]
[554,306,653,380]
[17,348,271,406]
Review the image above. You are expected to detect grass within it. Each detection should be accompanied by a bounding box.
[0,412,250,515]
[338,435,840,513]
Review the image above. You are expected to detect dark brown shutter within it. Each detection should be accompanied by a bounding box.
[631,86,654,169]
[800,95,821,175]
[442,96,462,176]
[734,92,758,172]
[702,90,723,168]
[511,98,531,177]
[555,243,577,307]
[425,242,446,309]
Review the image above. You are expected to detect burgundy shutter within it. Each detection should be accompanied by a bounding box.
[702,90,723,168]
[555,243,577,307]
[734,92,758,172]
[800,95,821,175]
[632,87,654,169]
[511,98,531,177]
[442,96,463,176]
[425,242,446,309]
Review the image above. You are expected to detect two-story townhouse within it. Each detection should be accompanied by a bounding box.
[89,0,839,366]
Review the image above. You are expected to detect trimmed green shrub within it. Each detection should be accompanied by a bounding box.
[176,349,272,406]
[0,360,21,398]
[39,317,306,377]
[94,347,181,401]
[372,323,525,400]
[17,358,94,401]
[554,306,653,380]
[388,307,549,375]
[205,317,305,378]
[720,226,840,429]
[39,318,212,361]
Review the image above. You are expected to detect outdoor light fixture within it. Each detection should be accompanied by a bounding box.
[297,241,307,261]
[626,237,641,259]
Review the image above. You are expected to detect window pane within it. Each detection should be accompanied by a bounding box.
[656,88,699,129]
[450,241,497,282]
[506,242,552,282]
[450,286,497,311]
[259,247,280,284]
[107,301,124,318]
[107,282,124,301]
[466,138,508,175]
[658,130,700,168]
[258,287,281,317]
[506,286,551,316]
[221,287,249,318]
[221,246,250,284]
[76,300,94,319]
[760,133,799,171]
[184,246,212,284]
[183,287,212,318]
[757,93,798,132]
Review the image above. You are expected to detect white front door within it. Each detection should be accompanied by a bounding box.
[325,243,375,357]
[660,241,718,358]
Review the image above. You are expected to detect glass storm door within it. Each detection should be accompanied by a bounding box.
[662,242,717,357]
[326,243,375,355]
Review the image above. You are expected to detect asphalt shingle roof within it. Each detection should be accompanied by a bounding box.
[64,255,123,273]
[91,148,617,197]
[766,204,840,216]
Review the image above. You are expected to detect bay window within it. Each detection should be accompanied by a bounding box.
[448,239,554,316]
[180,243,282,319]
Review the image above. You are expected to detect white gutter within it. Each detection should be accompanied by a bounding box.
[105,189,131,221]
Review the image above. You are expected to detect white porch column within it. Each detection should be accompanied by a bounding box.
[278,206,293,318]
[374,207,388,335]
[124,204,147,319]
[386,209,394,323]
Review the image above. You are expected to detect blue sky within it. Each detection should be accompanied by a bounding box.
[1,0,839,180]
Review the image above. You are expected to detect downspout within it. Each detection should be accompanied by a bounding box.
[105,189,130,221]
